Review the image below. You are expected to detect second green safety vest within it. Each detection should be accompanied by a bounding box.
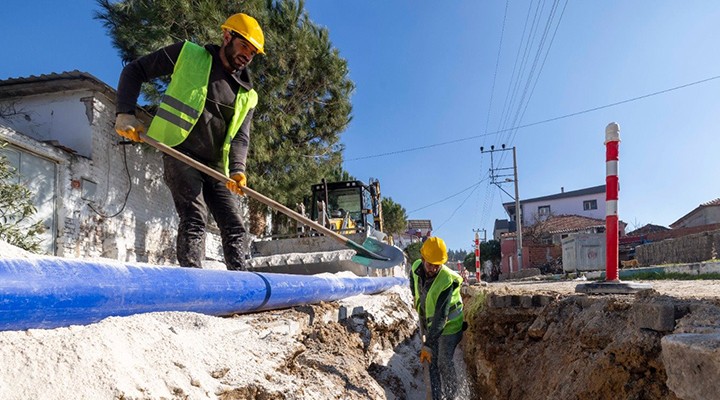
[147,41,258,176]
[412,259,464,335]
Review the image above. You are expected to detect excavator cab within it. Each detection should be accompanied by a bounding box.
[248,178,394,276]
[310,179,382,234]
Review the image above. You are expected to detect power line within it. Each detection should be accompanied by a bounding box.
[500,0,546,134]
[483,0,510,135]
[504,0,561,142]
[434,183,483,232]
[496,0,537,136]
[506,0,569,148]
[345,74,720,161]
[498,0,565,167]
[407,178,487,214]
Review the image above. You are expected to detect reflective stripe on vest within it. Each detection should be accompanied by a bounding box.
[411,259,465,335]
[147,41,258,176]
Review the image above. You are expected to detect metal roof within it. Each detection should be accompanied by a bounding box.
[407,220,432,230]
[501,214,605,237]
[0,70,116,100]
[503,185,606,207]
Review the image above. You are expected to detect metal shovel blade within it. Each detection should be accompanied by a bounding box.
[350,237,406,269]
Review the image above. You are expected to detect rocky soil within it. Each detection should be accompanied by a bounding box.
[461,280,720,400]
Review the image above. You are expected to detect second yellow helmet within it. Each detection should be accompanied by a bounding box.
[420,237,448,265]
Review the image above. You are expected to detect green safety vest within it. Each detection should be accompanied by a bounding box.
[412,259,464,335]
[146,41,258,176]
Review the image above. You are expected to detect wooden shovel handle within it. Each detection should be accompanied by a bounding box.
[139,134,351,245]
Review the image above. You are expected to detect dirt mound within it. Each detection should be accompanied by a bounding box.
[0,285,425,400]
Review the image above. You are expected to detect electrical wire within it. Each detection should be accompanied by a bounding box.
[503,0,560,142]
[345,74,720,161]
[483,0,510,136]
[500,0,546,134]
[87,142,133,219]
[408,178,488,215]
[497,0,564,166]
[506,0,569,148]
[496,0,537,136]
[434,183,483,232]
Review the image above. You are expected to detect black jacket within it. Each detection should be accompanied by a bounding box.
[116,41,254,175]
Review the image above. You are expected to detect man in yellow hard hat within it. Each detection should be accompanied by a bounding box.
[114,13,265,271]
[410,236,466,400]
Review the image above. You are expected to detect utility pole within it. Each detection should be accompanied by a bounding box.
[480,144,523,271]
[512,147,523,271]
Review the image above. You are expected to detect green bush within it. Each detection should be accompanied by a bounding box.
[405,241,422,264]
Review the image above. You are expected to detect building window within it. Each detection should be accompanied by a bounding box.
[583,200,598,210]
[538,205,550,216]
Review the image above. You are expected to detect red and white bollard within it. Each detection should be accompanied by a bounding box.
[605,122,620,282]
[474,232,481,283]
[575,122,652,294]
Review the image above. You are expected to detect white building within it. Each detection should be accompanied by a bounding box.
[502,185,606,228]
[0,71,231,264]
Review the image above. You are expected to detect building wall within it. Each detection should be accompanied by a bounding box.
[499,237,532,276]
[499,237,561,275]
[394,233,422,250]
[1,91,95,157]
[673,207,720,229]
[522,192,605,226]
[1,87,230,265]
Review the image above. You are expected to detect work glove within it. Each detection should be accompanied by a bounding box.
[419,345,432,364]
[114,113,145,142]
[225,172,247,196]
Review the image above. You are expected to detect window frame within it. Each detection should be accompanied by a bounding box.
[583,199,598,211]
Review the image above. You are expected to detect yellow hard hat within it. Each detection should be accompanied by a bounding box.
[221,13,265,55]
[420,237,448,265]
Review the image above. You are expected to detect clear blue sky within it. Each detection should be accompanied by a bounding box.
[3,1,720,253]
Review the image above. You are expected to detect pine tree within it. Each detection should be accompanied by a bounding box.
[381,197,408,239]
[95,0,354,235]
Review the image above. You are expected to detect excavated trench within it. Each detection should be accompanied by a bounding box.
[460,284,720,400]
[207,279,720,400]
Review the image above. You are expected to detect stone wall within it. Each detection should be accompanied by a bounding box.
[636,229,720,265]
[526,244,562,268]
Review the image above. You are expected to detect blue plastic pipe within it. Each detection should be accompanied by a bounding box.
[0,257,407,331]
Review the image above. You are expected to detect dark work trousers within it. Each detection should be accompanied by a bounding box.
[429,330,463,400]
[163,154,247,270]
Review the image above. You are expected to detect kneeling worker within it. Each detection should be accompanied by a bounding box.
[410,236,465,400]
